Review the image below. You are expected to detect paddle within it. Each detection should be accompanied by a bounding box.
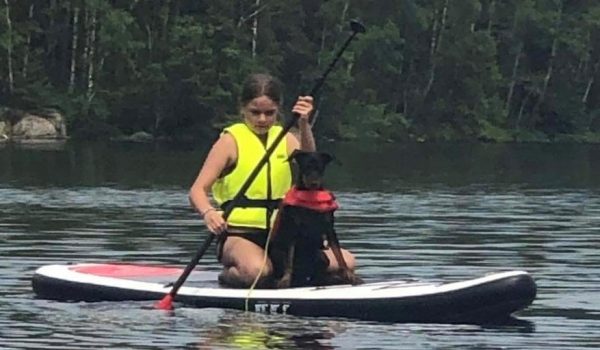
[155,19,366,310]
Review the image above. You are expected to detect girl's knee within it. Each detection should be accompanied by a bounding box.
[239,259,273,280]
[326,248,357,271]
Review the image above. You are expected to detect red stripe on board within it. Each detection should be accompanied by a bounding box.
[70,264,182,277]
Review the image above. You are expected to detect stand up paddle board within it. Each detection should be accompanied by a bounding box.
[32,263,536,324]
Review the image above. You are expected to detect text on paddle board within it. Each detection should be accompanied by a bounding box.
[254,303,290,314]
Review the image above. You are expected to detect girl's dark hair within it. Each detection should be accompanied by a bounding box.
[240,73,283,107]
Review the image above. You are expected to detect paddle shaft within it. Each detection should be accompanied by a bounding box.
[157,20,365,306]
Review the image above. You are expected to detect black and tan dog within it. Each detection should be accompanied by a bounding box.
[268,150,363,288]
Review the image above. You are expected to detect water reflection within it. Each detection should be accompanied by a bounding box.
[480,317,536,333]
[2,141,600,190]
[193,312,339,349]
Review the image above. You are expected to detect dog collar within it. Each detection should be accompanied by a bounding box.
[282,186,339,212]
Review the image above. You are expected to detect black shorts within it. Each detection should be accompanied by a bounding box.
[216,226,269,262]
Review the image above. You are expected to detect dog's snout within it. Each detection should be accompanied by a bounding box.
[302,172,323,190]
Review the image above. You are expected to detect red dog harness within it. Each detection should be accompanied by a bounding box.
[281,186,339,212]
[269,186,338,241]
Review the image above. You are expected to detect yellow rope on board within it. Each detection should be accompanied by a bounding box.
[244,223,274,312]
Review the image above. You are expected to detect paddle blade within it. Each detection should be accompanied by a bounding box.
[154,294,174,310]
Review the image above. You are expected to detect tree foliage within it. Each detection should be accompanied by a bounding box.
[0,0,599,142]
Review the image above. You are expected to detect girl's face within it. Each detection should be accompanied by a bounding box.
[242,95,279,135]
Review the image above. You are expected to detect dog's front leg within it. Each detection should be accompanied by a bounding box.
[276,241,295,289]
[326,228,363,285]
[326,227,349,271]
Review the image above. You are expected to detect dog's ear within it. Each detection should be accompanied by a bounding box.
[288,149,309,163]
[318,152,335,166]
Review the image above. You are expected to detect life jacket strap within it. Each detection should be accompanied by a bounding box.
[221,196,282,211]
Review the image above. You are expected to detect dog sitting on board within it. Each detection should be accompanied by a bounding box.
[268,150,363,288]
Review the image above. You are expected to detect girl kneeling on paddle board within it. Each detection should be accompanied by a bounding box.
[189,73,356,288]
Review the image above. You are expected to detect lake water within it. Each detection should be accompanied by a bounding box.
[1,140,599,349]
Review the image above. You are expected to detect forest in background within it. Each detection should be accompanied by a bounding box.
[1,0,599,142]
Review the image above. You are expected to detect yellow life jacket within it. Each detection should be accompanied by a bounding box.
[212,123,292,229]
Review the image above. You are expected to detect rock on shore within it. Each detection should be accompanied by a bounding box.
[0,108,67,143]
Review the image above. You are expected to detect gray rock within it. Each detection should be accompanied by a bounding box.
[130,131,153,142]
[0,120,8,140]
[35,109,67,138]
[113,131,154,142]
[12,115,58,139]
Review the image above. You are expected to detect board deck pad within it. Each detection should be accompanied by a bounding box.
[69,264,220,286]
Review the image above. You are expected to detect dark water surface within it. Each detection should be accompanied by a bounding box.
[1,141,599,349]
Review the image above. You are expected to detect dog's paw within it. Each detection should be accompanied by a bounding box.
[341,269,364,285]
[316,269,363,286]
[348,273,364,286]
[276,275,292,289]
